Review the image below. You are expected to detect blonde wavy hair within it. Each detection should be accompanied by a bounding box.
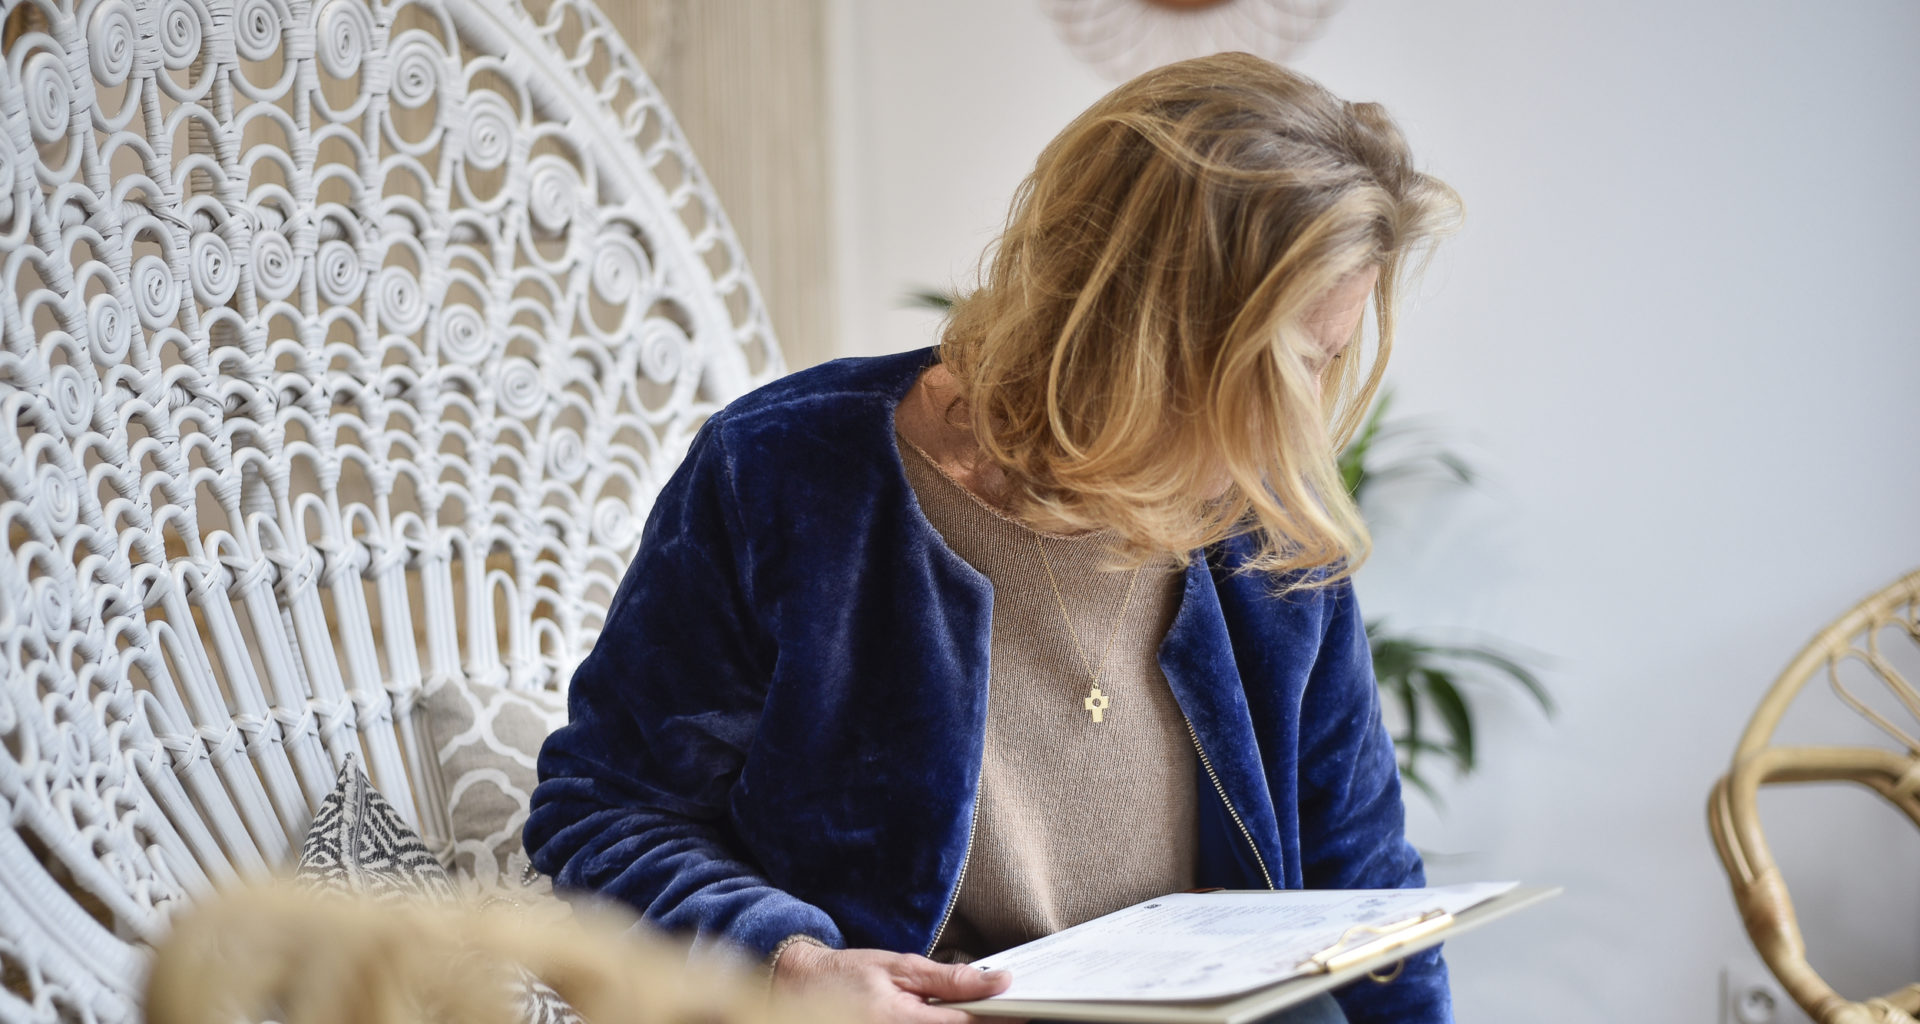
[937,51,1462,582]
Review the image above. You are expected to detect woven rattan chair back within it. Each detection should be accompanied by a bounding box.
[1709,568,1920,1024]
[0,0,782,1016]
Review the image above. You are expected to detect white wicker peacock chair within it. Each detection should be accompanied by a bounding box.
[0,0,784,1016]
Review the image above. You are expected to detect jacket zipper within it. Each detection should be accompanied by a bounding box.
[924,756,984,956]
[1184,716,1276,890]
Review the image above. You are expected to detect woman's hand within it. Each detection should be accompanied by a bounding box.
[772,942,1019,1024]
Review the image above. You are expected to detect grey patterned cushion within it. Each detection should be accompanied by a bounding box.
[422,677,568,896]
[297,755,582,1024]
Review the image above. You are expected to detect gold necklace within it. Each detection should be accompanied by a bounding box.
[1034,536,1142,725]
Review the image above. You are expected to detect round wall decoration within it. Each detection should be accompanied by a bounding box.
[1043,0,1343,80]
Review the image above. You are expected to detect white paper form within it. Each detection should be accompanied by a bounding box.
[967,882,1517,1002]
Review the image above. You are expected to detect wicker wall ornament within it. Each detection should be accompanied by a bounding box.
[1043,0,1342,81]
[0,0,783,1015]
[1709,568,1920,1024]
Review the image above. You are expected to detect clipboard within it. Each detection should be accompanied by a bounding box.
[940,885,1559,1024]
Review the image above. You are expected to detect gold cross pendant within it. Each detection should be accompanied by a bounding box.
[1083,686,1111,724]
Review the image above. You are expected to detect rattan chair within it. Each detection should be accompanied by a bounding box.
[1709,568,1920,1024]
[0,0,783,1016]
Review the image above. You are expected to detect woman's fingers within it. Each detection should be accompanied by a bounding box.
[773,946,1018,1024]
[889,955,1014,1000]
[890,1000,987,1024]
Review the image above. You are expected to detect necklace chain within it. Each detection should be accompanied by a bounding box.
[1035,535,1142,719]
[912,369,1143,721]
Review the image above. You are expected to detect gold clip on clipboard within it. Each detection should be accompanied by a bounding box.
[1299,908,1455,974]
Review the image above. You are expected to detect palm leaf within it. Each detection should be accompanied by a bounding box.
[1422,670,1474,772]
[1398,638,1553,715]
[904,288,958,312]
[1394,675,1421,774]
[1398,762,1443,807]
[1339,391,1477,507]
[1369,618,1552,799]
[1338,392,1394,498]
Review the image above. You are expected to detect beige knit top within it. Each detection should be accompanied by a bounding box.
[894,430,1199,963]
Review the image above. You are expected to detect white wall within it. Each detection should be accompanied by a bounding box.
[827,2,1920,1021]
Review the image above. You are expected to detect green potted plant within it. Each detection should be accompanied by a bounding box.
[1337,394,1552,802]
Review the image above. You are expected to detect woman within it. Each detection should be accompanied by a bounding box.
[527,51,1462,1024]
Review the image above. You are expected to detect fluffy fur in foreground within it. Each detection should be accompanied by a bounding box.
[144,881,848,1024]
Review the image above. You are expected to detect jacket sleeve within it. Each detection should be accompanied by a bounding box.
[523,416,845,959]
[1297,580,1453,1024]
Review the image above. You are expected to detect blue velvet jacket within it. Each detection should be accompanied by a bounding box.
[525,345,1451,1023]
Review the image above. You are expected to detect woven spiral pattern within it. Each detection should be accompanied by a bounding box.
[0,0,782,1017]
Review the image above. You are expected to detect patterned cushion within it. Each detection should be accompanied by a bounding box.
[296,754,458,901]
[422,677,569,895]
[297,755,582,1024]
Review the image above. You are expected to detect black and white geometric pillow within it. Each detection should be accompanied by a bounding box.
[296,754,457,901]
[295,754,582,1024]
